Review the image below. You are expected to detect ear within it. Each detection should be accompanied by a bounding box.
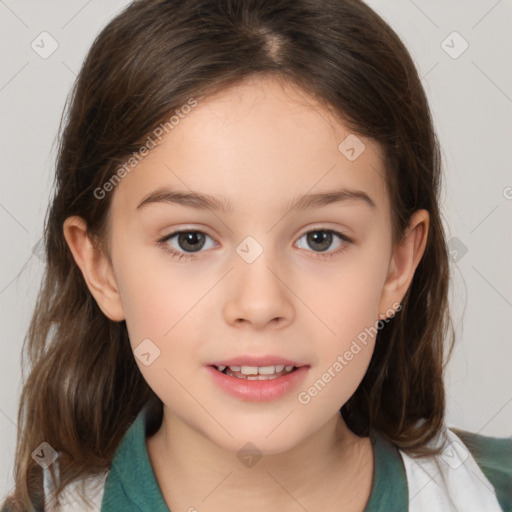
[378,209,429,318]
[62,216,125,322]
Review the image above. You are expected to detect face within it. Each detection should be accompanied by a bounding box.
[97,75,404,454]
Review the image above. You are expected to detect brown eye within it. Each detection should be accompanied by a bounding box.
[295,228,352,259]
[306,230,333,252]
[158,230,217,261]
[174,231,206,252]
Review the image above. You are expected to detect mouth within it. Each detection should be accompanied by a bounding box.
[206,356,310,401]
[211,364,299,380]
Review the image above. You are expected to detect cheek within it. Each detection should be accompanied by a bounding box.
[113,240,187,335]
[117,269,171,344]
[305,255,388,340]
[115,259,202,403]
[114,249,211,377]
[300,245,389,392]
[297,272,382,412]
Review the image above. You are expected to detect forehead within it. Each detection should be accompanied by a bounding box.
[110,75,390,220]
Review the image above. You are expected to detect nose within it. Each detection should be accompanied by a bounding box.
[222,247,295,331]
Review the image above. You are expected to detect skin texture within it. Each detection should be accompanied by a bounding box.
[63,75,429,511]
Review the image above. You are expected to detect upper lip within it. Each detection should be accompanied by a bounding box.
[208,355,308,367]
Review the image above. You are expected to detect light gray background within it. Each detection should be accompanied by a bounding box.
[1,0,511,501]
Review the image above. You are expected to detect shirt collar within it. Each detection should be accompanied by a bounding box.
[101,405,408,511]
[102,403,169,511]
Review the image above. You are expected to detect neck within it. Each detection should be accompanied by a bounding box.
[147,406,374,512]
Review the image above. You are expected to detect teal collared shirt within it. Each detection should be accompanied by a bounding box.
[100,405,511,511]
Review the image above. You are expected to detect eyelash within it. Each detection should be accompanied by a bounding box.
[157,228,352,262]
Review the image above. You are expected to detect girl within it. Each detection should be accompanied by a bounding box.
[2,0,511,511]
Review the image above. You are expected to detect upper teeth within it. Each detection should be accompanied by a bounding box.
[216,365,294,374]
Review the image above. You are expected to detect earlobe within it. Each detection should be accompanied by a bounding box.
[62,216,125,322]
[378,209,429,318]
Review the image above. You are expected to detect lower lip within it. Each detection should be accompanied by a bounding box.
[206,365,310,401]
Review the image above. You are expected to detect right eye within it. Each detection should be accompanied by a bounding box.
[157,230,217,261]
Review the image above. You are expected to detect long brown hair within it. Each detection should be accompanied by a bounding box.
[3,0,455,509]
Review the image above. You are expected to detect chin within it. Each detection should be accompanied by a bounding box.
[203,419,305,456]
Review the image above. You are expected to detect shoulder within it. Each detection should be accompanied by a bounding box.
[449,427,512,512]
[396,425,510,512]
[44,468,109,511]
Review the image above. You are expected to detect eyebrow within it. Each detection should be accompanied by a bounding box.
[136,187,376,214]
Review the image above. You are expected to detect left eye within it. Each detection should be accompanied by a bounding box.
[157,228,351,261]
[295,229,349,255]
